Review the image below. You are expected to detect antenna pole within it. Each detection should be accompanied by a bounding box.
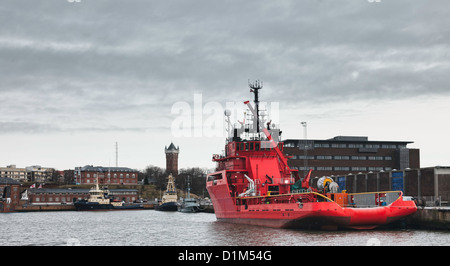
[115,141,118,167]
[248,80,263,137]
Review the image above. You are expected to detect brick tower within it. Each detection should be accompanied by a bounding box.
[165,142,179,176]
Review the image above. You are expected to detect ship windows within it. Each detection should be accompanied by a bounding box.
[268,185,279,195]
[255,142,260,151]
[261,141,272,150]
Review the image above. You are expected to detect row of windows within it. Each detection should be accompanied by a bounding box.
[83,179,136,184]
[33,196,137,202]
[285,143,405,149]
[293,166,392,172]
[292,155,392,160]
[85,173,136,178]
[34,197,81,202]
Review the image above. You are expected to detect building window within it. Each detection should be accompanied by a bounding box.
[334,155,350,160]
[351,167,367,171]
[382,144,396,149]
[296,155,314,160]
[334,167,350,171]
[298,166,315,170]
[284,142,295,147]
[348,144,364,148]
[331,144,347,148]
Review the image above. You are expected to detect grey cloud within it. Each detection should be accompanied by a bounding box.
[1,0,449,135]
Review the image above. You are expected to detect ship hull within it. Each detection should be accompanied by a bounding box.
[155,202,178,211]
[211,198,416,230]
[207,177,417,230]
[74,201,143,211]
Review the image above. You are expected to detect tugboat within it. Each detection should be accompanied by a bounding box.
[155,174,178,211]
[205,81,417,230]
[178,176,201,213]
[74,179,143,211]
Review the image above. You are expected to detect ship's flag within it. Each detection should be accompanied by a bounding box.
[30,184,36,188]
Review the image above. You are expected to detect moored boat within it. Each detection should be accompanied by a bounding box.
[177,177,201,213]
[155,174,178,211]
[206,81,417,230]
[74,181,143,211]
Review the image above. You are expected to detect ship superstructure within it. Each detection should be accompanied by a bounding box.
[155,174,178,211]
[206,81,417,230]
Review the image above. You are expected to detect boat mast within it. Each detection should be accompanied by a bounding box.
[248,80,263,139]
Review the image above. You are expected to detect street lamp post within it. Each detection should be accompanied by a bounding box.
[301,122,308,177]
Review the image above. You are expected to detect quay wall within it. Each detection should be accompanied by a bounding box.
[405,207,450,230]
[15,204,75,212]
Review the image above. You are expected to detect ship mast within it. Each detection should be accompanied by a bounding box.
[248,80,263,139]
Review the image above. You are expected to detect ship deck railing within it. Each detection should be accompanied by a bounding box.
[235,191,403,208]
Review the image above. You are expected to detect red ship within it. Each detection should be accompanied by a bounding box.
[206,81,417,230]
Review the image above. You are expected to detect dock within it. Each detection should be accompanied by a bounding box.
[404,207,450,230]
[15,204,76,212]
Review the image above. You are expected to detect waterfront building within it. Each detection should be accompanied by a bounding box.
[283,136,420,178]
[0,165,27,182]
[24,188,139,205]
[165,142,179,176]
[26,165,55,182]
[0,177,21,212]
[73,165,139,185]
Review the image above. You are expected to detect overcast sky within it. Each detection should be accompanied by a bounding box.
[1,0,449,171]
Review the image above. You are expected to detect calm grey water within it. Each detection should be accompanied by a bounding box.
[0,210,448,246]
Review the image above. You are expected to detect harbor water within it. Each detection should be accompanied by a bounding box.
[1,210,448,246]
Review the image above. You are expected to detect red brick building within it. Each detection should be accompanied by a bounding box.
[165,143,179,176]
[73,165,139,185]
[26,188,139,204]
[0,177,22,212]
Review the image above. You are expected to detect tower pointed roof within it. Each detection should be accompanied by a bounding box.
[165,142,179,153]
[167,142,177,150]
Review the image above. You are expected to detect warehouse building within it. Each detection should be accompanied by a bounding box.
[73,165,139,185]
[284,136,420,177]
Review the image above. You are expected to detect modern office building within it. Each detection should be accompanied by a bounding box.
[283,136,420,178]
[0,165,27,181]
